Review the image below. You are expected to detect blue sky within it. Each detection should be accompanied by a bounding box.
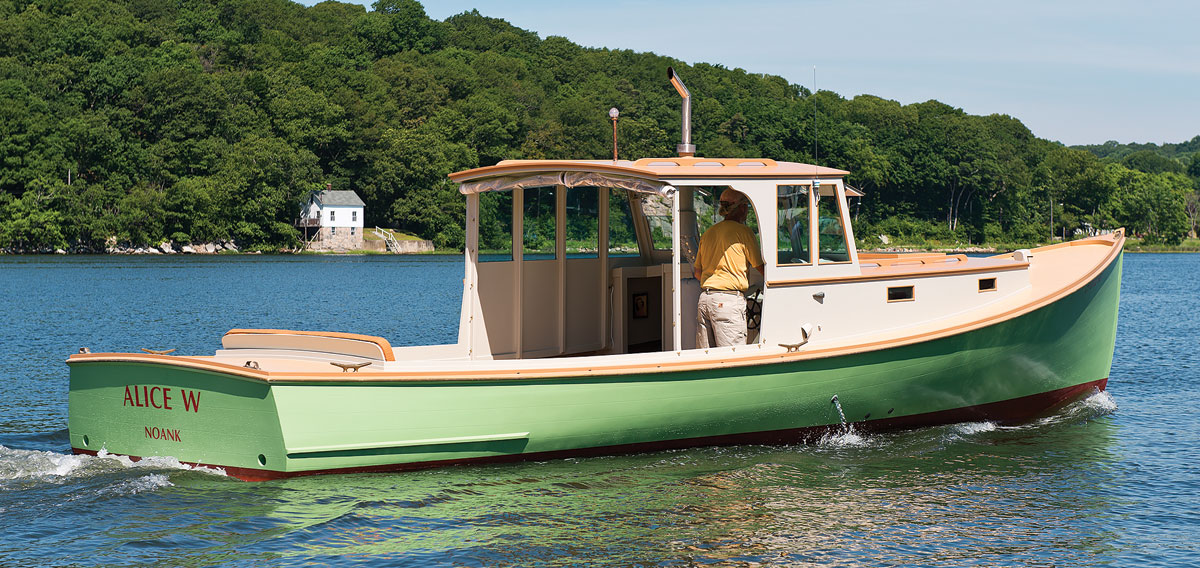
[306,1,1199,147]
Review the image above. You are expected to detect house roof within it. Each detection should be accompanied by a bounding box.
[313,190,365,207]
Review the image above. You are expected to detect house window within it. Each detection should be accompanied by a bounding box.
[352,211,357,222]
[332,227,337,236]
[330,210,336,222]
[351,227,356,236]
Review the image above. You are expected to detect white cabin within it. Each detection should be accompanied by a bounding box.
[429,157,1035,362]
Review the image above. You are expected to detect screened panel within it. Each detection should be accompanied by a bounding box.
[479,191,513,262]
[566,187,599,258]
[523,187,557,260]
[608,191,638,257]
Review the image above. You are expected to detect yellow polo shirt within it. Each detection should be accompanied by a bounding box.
[695,220,764,291]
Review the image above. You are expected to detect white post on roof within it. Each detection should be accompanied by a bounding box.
[669,185,682,352]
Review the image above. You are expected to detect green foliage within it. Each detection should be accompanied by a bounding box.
[0,0,1195,252]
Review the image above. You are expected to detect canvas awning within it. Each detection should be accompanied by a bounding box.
[458,172,674,197]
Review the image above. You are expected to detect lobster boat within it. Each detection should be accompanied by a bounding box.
[67,71,1122,480]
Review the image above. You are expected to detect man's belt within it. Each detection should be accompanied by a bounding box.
[702,288,743,295]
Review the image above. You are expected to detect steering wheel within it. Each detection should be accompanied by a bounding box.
[745,287,763,330]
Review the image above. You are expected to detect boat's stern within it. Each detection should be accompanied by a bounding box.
[67,352,287,479]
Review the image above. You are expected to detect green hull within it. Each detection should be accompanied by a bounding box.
[69,253,1121,480]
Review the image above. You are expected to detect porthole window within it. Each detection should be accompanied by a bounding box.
[979,278,997,292]
[887,285,914,302]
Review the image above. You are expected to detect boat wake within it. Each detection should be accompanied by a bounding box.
[1008,388,1118,431]
[805,389,1117,455]
[0,445,227,493]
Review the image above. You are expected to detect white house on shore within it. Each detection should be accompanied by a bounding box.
[299,185,365,251]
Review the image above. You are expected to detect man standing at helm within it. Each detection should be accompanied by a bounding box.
[693,188,765,347]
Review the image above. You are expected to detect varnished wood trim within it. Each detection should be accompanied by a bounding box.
[67,353,269,382]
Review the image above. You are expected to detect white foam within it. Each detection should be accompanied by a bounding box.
[0,446,91,480]
[817,427,871,448]
[1081,390,1118,414]
[0,445,227,485]
[99,473,174,495]
[953,421,997,435]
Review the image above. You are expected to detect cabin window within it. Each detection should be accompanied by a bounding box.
[479,192,513,262]
[887,285,915,302]
[566,187,599,258]
[609,191,638,257]
[523,187,557,260]
[777,185,811,265]
[979,277,997,292]
[816,185,851,264]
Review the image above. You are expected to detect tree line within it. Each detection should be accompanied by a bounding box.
[1,0,1197,252]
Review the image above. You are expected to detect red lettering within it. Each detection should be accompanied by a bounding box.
[181,390,201,413]
[133,385,141,407]
[142,386,150,408]
[144,426,182,442]
[124,386,134,407]
[162,388,173,410]
[150,387,162,409]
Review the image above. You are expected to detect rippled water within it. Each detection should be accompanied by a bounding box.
[0,253,1196,567]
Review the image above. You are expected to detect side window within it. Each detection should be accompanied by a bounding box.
[330,210,336,222]
[523,187,557,260]
[777,185,810,265]
[816,185,851,263]
[479,192,513,262]
[608,190,638,257]
[566,187,598,258]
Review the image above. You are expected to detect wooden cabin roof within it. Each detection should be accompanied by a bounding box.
[449,157,849,184]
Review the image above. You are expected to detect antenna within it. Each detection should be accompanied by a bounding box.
[813,65,820,194]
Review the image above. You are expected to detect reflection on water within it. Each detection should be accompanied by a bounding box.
[1,394,1122,566]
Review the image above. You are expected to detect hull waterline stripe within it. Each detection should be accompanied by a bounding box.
[71,379,1107,482]
[285,432,531,456]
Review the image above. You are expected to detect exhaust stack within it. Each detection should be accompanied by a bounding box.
[667,67,695,157]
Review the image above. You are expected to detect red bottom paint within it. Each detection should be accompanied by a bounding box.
[73,378,1108,482]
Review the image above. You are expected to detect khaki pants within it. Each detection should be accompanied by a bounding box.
[696,290,747,348]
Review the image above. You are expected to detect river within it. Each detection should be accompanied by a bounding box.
[0,253,1195,567]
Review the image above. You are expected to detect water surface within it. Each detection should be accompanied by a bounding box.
[0,253,1195,567]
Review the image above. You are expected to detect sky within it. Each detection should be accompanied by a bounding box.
[309,0,1199,147]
